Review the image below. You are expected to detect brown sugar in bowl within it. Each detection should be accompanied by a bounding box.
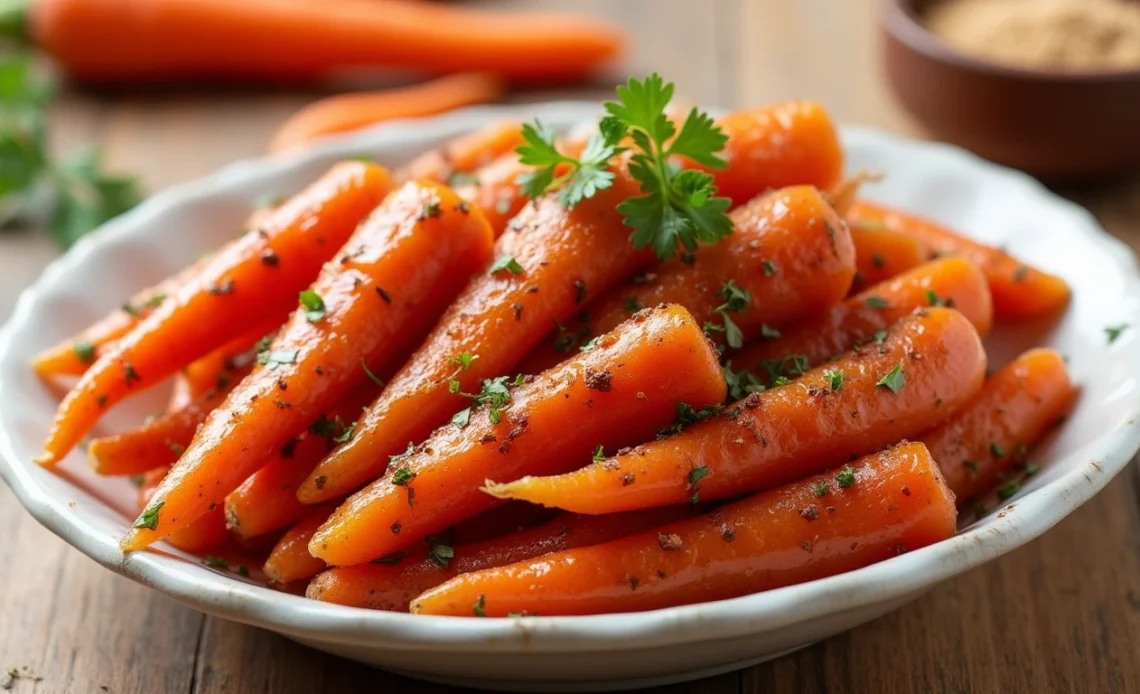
[882,0,1140,181]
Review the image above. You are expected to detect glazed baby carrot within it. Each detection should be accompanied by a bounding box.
[454,151,536,236]
[848,201,1070,320]
[309,304,727,566]
[519,185,856,373]
[414,442,957,616]
[137,468,229,554]
[309,506,695,611]
[29,0,626,84]
[122,181,493,551]
[848,223,927,294]
[921,348,1075,502]
[486,307,985,515]
[299,168,650,503]
[730,257,993,374]
[269,73,505,154]
[263,505,336,585]
[179,323,279,399]
[37,161,395,467]
[405,120,524,184]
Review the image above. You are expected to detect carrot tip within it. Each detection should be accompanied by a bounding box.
[480,479,514,500]
[119,530,150,553]
[33,451,58,467]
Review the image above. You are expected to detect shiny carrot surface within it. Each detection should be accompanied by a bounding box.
[179,323,278,400]
[405,120,523,184]
[137,468,229,554]
[487,307,985,515]
[122,180,493,551]
[263,505,336,585]
[848,223,927,294]
[413,442,956,616]
[309,304,727,565]
[38,161,394,467]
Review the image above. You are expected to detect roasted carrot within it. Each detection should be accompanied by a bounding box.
[921,348,1075,503]
[414,442,956,616]
[519,185,856,373]
[487,307,984,515]
[848,223,927,294]
[263,505,335,585]
[405,120,523,184]
[29,0,626,84]
[179,323,279,399]
[298,168,651,503]
[730,257,993,374]
[309,506,695,611]
[309,304,727,566]
[269,74,506,154]
[37,161,395,467]
[136,468,229,554]
[121,181,493,551]
[848,201,1070,320]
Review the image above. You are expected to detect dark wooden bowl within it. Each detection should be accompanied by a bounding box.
[882,0,1140,181]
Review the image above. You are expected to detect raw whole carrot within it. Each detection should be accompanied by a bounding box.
[730,257,993,375]
[309,304,727,566]
[847,223,927,294]
[921,348,1075,503]
[405,120,523,184]
[223,386,380,539]
[37,161,395,467]
[136,467,229,554]
[263,505,336,585]
[848,201,1070,320]
[269,73,505,154]
[298,168,651,503]
[309,506,695,611]
[29,0,626,84]
[413,442,957,616]
[121,181,493,551]
[519,185,856,373]
[179,323,279,399]
[486,307,985,515]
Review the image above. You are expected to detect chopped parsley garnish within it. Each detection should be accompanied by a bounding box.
[391,465,416,486]
[757,354,811,386]
[299,290,326,323]
[688,466,710,504]
[704,279,751,348]
[925,289,953,307]
[388,442,416,469]
[203,555,229,570]
[454,376,516,425]
[990,443,1006,458]
[473,594,487,617]
[73,340,96,363]
[428,538,455,569]
[995,480,1020,500]
[761,260,778,277]
[872,330,888,344]
[864,295,889,309]
[624,296,644,313]
[813,481,829,497]
[592,445,606,464]
[333,423,357,444]
[451,408,471,429]
[835,466,857,488]
[1106,323,1129,344]
[661,402,721,437]
[875,362,906,393]
[760,324,781,340]
[451,352,477,369]
[258,348,299,368]
[723,363,765,401]
[421,201,442,219]
[489,255,524,275]
[824,368,844,392]
[134,501,164,530]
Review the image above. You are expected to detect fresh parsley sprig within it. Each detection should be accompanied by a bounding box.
[515,74,733,261]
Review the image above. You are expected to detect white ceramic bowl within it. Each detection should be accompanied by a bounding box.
[2,103,1139,692]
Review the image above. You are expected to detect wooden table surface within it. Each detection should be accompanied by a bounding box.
[3,1,1140,692]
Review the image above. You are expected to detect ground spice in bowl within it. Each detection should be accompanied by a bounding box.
[924,0,1140,71]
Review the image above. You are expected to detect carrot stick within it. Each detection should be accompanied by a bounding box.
[29,0,626,84]
[269,73,506,154]
[309,506,696,611]
[309,304,727,566]
[297,168,652,504]
[486,307,985,516]
[518,185,856,374]
[730,257,993,375]
[37,161,395,467]
[921,348,1075,503]
[847,223,927,294]
[136,467,229,554]
[404,120,523,184]
[414,441,957,616]
[848,201,1070,321]
[263,505,335,585]
[121,181,493,551]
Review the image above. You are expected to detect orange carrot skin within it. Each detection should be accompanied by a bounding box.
[848,201,1070,320]
[269,73,505,154]
[299,169,652,503]
[137,468,229,554]
[921,348,1075,502]
[122,181,493,551]
[405,120,523,184]
[696,102,844,207]
[732,257,993,371]
[39,161,395,467]
[413,442,956,616]
[455,152,532,237]
[180,323,279,400]
[489,307,984,516]
[309,505,696,611]
[31,0,626,84]
[520,185,856,373]
[848,223,927,295]
[264,505,337,585]
[309,304,728,566]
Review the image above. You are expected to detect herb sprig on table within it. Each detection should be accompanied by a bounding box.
[516,73,733,261]
[1,53,142,247]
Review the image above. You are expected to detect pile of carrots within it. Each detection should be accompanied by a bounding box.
[32,92,1077,618]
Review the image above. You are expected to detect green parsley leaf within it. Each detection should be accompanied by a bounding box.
[835,466,857,488]
[473,594,487,617]
[134,501,164,531]
[760,324,781,340]
[723,363,765,401]
[333,422,357,444]
[925,289,953,307]
[990,443,1006,458]
[203,555,229,570]
[995,480,1020,500]
[872,330,888,344]
[761,260,778,277]
[451,407,471,429]
[864,296,889,309]
[299,290,326,323]
[258,348,299,367]
[428,539,455,569]
[489,255,524,275]
[875,362,906,393]
[824,368,844,391]
[73,340,96,363]
[451,352,477,369]
[813,481,829,497]
[1106,323,1129,344]
[391,465,416,486]
[515,119,620,208]
[388,442,416,469]
[688,466,710,485]
[592,445,605,463]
